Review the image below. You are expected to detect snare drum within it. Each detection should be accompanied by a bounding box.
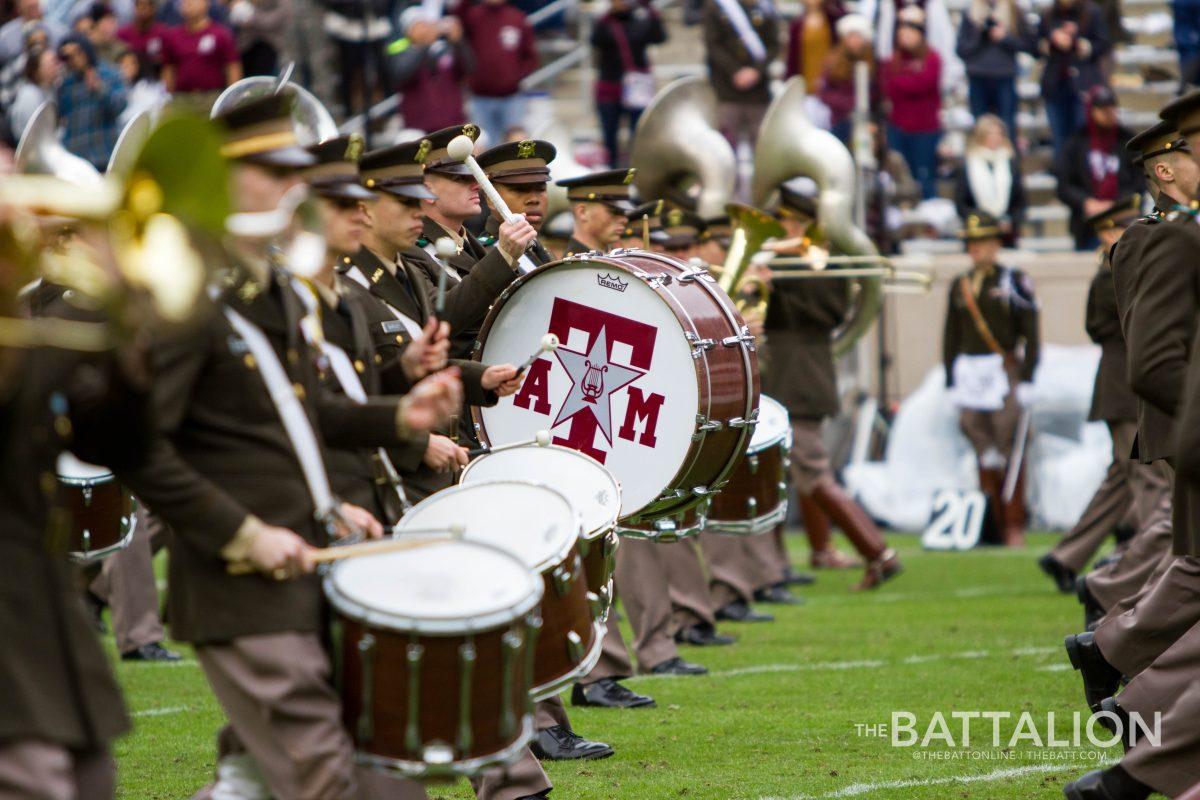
[326,539,542,779]
[617,498,710,542]
[56,452,136,562]
[473,251,759,523]
[459,445,621,621]
[394,480,601,699]
[707,395,791,534]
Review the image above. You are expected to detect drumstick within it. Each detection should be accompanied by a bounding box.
[225,528,463,576]
[447,135,517,225]
[515,333,559,377]
[434,237,456,317]
[466,429,551,458]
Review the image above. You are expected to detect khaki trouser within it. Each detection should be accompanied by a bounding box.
[89,506,165,654]
[195,633,427,800]
[579,612,633,684]
[1051,422,1136,572]
[533,696,569,730]
[665,539,716,631]
[0,741,113,800]
[614,537,677,672]
[702,531,784,608]
[468,747,550,800]
[1093,555,1200,678]
[789,419,834,496]
[958,396,1022,466]
[1123,678,1200,797]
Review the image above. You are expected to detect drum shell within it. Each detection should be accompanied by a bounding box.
[335,614,535,778]
[579,529,618,617]
[706,442,788,534]
[530,545,601,699]
[56,473,135,561]
[617,500,709,542]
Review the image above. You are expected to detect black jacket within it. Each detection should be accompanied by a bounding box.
[1036,0,1110,96]
[956,11,1035,79]
[1053,125,1140,247]
[953,155,1028,243]
[590,5,667,84]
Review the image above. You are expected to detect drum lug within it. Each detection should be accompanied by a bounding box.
[566,630,585,663]
[500,630,523,739]
[685,332,716,359]
[746,496,758,517]
[587,591,604,621]
[692,415,724,440]
[357,633,377,746]
[676,265,710,283]
[644,273,673,289]
[721,329,756,350]
[82,486,93,506]
[404,641,424,754]
[524,613,542,714]
[551,563,576,597]
[778,480,788,501]
[727,410,760,429]
[457,641,477,755]
[747,454,760,475]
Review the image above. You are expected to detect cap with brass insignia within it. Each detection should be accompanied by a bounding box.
[476,139,557,185]
[778,181,819,220]
[1126,120,1190,164]
[557,168,638,213]
[1086,194,1143,232]
[622,199,668,243]
[959,209,1004,241]
[360,139,438,201]
[214,93,317,169]
[661,207,706,250]
[1160,88,1200,139]
[701,211,732,246]
[422,124,483,177]
[303,134,376,201]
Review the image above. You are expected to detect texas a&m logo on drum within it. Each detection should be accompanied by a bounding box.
[511,298,664,463]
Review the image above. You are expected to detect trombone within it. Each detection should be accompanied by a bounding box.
[761,249,934,295]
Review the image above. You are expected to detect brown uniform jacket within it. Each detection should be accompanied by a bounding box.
[481,215,557,267]
[942,265,1041,387]
[702,0,781,104]
[762,273,849,419]
[1171,319,1200,556]
[1085,255,1137,423]
[1,295,152,748]
[120,264,412,644]
[564,236,597,257]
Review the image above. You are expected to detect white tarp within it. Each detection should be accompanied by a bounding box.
[844,344,1112,531]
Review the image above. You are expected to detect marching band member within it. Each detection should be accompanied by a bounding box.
[557,168,638,256]
[118,94,458,800]
[942,209,1040,548]
[765,184,903,590]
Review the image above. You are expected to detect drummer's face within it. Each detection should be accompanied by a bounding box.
[231,162,300,215]
[318,196,367,255]
[369,194,427,252]
[425,173,482,222]
[493,181,547,231]
[589,204,628,246]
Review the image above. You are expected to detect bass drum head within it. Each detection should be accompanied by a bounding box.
[396,480,580,573]
[749,395,791,454]
[324,539,542,633]
[475,260,699,517]
[56,452,113,483]
[460,445,621,538]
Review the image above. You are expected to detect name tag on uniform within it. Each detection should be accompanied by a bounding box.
[226,335,250,355]
[951,354,1008,411]
[381,314,424,340]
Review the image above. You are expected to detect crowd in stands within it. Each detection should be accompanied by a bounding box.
[1,0,1197,248]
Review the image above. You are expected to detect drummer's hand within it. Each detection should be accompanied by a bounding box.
[481,363,522,397]
[400,367,462,432]
[339,501,385,540]
[245,524,315,579]
[498,214,537,263]
[423,433,470,472]
[400,317,450,381]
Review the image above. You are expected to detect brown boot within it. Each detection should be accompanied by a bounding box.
[1002,462,1027,548]
[809,482,900,590]
[977,464,1007,541]
[801,494,861,569]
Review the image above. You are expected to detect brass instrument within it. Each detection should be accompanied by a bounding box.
[751,78,882,355]
[714,203,783,320]
[762,252,934,295]
[630,77,736,219]
[211,75,339,144]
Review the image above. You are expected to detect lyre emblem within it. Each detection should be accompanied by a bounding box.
[581,360,608,404]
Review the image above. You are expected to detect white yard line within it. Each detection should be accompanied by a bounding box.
[132,705,189,718]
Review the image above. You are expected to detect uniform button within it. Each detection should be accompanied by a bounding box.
[287,349,299,364]
[243,354,256,369]
[293,383,306,400]
[395,335,404,344]
[354,360,365,373]
[374,354,383,364]
[54,417,72,438]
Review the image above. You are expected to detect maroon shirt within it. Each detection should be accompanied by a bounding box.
[459,3,537,97]
[118,20,170,62]
[162,20,238,92]
[880,48,941,133]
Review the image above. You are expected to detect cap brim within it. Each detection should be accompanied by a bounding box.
[603,199,637,214]
[492,172,551,186]
[378,183,437,201]
[241,146,318,169]
[312,181,377,201]
[426,163,474,177]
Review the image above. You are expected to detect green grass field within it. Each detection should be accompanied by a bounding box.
[108,531,1116,799]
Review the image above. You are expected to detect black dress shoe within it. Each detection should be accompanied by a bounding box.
[1038,553,1077,594]
[1063,767,1152,800]
[781,567,816,586]
[1076,576,1106,630]
[1097,697,1134,752]
[753,585,804,605]
[121,642,182,662]
[83,591,107,634]
[1064,633,1122,712]
[648,656,708,676]
[674,624,736,646]
[530,725,614,761]
[715,600,774,623]
[571,679,656,709]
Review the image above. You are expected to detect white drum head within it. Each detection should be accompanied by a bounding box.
[749,395,791,453]
[396,480,580,573]
[461,445,621,538]
[56,452,113,481]
[325,540,542,632]
[477,261,700,515]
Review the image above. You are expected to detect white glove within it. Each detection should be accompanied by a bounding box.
[1015,382,1035,408]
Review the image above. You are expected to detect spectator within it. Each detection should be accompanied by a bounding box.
[1054,85,1138,250]
[87,2,126,63]
[819,13,875,145]
[880,6,941,199]
[859,0,964,92]
[56,33,126,168]
[0,0,65,62]
[955,0,1033,141]
[117,0,167,64]
[589,0,665,167]
[0,21,50,128]
[390,8,469,133]
[8,43,59,140]
[460,0,537,145]
[1173,0,1200,87]
[954,113,1026,245]
[321,0,391,118]
[160,0,239,107]
[784,0,845,93]
[703,0,780,153]
[227,0,290,77]
[116,47,166,125]
[1037,0,1109,159]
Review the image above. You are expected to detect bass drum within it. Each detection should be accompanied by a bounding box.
[473,251,759,523]
[707,394,791,534]
[56,452,136,562]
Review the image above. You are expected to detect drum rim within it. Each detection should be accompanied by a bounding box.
[530,618,606,700]
[354,713,536,780]
[56,452,115,482]
[395,478,584,574]
[747,395,792,454]
[705,500,790,535]
[472,253,752,520]
[616,499,710,540]
[458,444,622,540]
[323,539,544,634]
